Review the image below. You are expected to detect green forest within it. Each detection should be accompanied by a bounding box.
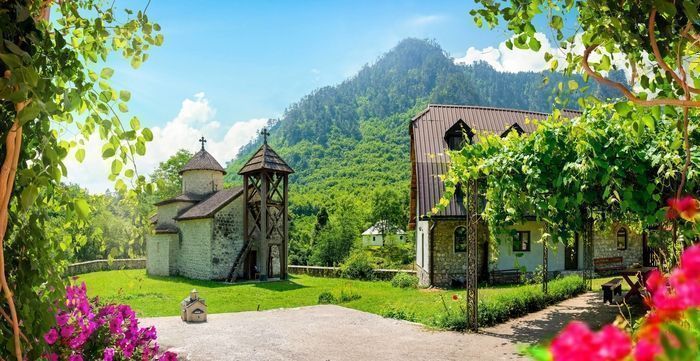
[69,38,623,269]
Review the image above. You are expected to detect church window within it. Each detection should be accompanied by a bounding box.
[454,226,467,253]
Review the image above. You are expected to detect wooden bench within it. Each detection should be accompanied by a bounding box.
[601,278,623,304]
[594,257,624,274]
[490,269,521,284]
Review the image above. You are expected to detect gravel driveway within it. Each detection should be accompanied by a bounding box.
[143,292,625,361]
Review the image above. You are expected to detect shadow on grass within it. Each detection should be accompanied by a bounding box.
[144,274,307,292]
[480,292,647,345]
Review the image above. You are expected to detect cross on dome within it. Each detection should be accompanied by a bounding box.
[260,128,270,144]
[199,136,207,150]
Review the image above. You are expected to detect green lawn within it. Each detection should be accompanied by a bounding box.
[78,270,620,327]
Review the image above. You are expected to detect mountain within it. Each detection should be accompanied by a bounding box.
[223,38,622,240]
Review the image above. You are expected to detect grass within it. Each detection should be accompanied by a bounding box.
[78,270,619,328]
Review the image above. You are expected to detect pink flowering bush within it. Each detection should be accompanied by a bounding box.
[529,232,700,360]
[40,282,177,361]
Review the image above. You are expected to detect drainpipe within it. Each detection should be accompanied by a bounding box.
[429,220,437,286]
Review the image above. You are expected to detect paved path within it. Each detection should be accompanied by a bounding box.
[144,292,628,361]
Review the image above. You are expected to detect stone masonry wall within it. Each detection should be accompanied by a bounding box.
[211,197,245,280]
[146,234,172,276]
[182,170,223,196]
[177,218,213,279]
[68,259,146,276]
[431,220,488,287]
[593,223,643,267]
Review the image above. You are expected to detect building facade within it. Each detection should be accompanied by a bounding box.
[409,105,651,287]
[147,135,293,281]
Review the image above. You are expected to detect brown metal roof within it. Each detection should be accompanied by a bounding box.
[180,149,226,175]
[175,186,244,220]
[153,193,204,206]
[238,144,294,175]
[410,104,580,221]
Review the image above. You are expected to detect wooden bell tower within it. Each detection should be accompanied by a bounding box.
[228,129,294,282]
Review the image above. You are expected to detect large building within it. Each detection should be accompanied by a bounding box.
[409,105,653,287]
[147,134,293,281]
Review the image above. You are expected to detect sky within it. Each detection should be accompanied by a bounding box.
[64,0,561,193]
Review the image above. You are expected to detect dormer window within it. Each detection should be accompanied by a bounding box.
[444,119,473,151]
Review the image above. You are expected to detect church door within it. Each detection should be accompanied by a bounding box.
[246,250,258,280]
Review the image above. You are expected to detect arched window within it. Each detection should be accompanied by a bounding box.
[617,227,628,250]
[454,226,467,253]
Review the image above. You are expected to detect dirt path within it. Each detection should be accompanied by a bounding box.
[144,292,631,361]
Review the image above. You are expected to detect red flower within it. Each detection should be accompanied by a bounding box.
[452,294,459,301]
[666,196,699,222]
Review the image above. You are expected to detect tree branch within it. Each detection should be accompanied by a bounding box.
[648,8,700,94]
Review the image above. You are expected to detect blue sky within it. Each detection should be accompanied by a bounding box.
[68,0,558,192]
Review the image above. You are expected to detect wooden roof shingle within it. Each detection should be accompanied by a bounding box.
[175,186,244,220]
[238,144,294,175]
[180,149,226,175]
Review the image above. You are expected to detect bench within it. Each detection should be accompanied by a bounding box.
[594,257,624,274]
[490,269,521,284]
[601,278,623,304]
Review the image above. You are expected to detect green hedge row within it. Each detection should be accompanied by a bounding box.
[434,275,587,331]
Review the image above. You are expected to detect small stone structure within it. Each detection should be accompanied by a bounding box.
[181,289,207,322]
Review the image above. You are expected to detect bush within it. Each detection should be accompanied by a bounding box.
[432,275,587,330]
[43,282,177,360]
[390,272,418,288]
[317,291,337,304]
[337,288,362,303]
[382,308,417,322]
[340,250,376,280]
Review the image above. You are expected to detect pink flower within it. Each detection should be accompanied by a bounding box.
[550,321,631,361]
[103,347,115,361]
[159,351,178,361]
[60,324,75,338]
[634,339,662,361]
[43,328,59,345]
[43,353,58,361]
[666,196,699,222]
[68,355,84,361]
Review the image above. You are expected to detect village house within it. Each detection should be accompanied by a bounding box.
[361,221,406,247]
[409,104,656,287]
[147,132,293,282]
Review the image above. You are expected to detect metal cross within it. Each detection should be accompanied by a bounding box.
[261,128,270,144]
[199,136,207,150]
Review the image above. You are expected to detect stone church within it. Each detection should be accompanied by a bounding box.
[147,133,293,281]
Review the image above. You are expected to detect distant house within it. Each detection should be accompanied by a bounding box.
[409,104,656,288]
[361,221,406,247]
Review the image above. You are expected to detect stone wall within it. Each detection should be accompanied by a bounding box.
[211,197,245,280]
[287,265,416,281]
[67,259,146,276]
[177,218,213,279]
[593,223,643,267]
[182,170,223,196]
[430,220,488,287]
[146,233,174,276]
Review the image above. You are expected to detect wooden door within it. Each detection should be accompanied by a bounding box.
[246,250,258,280]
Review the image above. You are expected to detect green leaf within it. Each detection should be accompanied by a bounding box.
[684,1,700,22]
[118,102,129,113]
[100,67,114,79]
[75,199,91,219]
[17,102,41,123]
[119,90,131,102]
[111,159,123,175]
[102,144,115,159]
[0,53,22,68]
[654,0,677,19]
[142,128,153,141]
[568,80,578,90]
[614,102,633,117]
[20,185,38,210]
[75,149,86,162]
[529,37,541,51]
[130,117,140,130]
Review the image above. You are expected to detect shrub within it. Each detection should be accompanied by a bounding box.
[432,275,587,330]
[42,282,177,360]
[340,250,376,280]
[390,272,418,288]
[317,291,337,304]
[382,308,417,322]
[337,288,362,303]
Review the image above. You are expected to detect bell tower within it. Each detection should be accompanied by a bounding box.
[227,129,294,281]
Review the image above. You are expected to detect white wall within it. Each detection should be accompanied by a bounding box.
[182,170,223,196]
[362,233,406,247]
[493,221,574,273]
[415,220,430,271]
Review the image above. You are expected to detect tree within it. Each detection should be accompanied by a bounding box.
[149,149,193,201]
[0,1,161,358]
[369,188,408,239]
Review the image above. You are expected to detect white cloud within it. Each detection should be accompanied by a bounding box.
[454,33,554,73]
[409,15,446,27]
[64,93,269,193]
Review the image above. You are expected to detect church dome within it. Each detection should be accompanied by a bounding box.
[180,149,226,175]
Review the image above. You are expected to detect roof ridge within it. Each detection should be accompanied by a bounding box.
[425,103,582,116]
